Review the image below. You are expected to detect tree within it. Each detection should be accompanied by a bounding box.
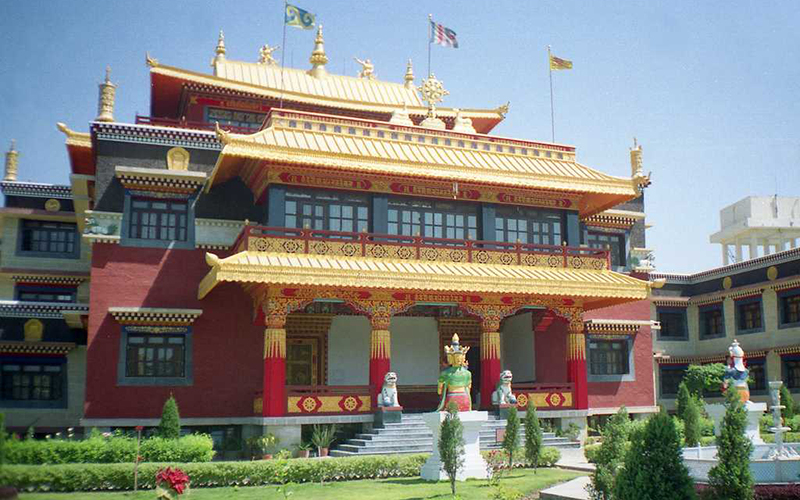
[524,406,543,472]
[780,384,796,420]
[588,407,630,500]
[676,381,692,421]
[0,412,5,465]
[157,395,181,439]
[502,406,520,469]
[707,387,754,500]
[683,396,702,447]
[439,402,465,496]
[614,410,696,500]
[684,363,726,397]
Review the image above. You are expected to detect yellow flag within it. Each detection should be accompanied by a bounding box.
[549,54,573,71]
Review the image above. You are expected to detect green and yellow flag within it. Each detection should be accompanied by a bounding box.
[549,54,573,71]
[285,4,315,30]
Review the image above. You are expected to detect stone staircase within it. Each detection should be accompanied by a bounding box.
[330,413,581,457]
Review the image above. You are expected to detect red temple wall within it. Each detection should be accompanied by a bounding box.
[535,320,568,383]
[85,245,263,419]
[584,299,655,410]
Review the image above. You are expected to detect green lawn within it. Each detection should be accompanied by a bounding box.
[18,468,583,500]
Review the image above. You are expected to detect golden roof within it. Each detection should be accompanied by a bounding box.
[210,110,641,216]
[198,250,651,310]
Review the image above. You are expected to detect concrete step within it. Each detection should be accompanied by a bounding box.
[355,432,432,441]
[337,443,433,454]
[349,438,433,447]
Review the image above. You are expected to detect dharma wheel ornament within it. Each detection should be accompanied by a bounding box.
[418,74,449,120]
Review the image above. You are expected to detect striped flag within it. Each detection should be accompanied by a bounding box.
[430,19,458,48]
[285,4,315,30]
[549,54,573,70]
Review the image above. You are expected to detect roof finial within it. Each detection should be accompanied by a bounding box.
[418,74,448,130]
[4,139,19,182]
[630,137,643,177]
[404,59,415,89]
[95,66,117,123]
[211,30,226,70]
[308,24,328,78]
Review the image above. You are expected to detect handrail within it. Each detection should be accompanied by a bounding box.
[286,385,372,395]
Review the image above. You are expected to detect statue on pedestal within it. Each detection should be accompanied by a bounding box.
[437,334,472,411]
[491,370,517,406]
[378,372,400,407]
[723,339,750,403]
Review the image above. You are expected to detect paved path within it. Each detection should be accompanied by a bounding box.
[539,475,591,500]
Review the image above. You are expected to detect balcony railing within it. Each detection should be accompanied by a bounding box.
[135,115,257,135]
[235,225,610,271]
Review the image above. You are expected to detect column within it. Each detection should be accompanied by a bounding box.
[263,320,287,417]
[735,242,743,262]
[566,319,589,410]
[791,238,797,249]
[480,321,502,410]
[749,238,758,259]
[369,316,391,405]
[722,244,729,265]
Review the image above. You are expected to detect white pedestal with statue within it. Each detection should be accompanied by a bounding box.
[706,401,766,445]
[420,410,489,481]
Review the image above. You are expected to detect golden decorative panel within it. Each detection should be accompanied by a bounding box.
[287,395,371,414]
[24,319,44,342]
[44,199,61,212]
[525,391,573,409]
[167,147,190,171]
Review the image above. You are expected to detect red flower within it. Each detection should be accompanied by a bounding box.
[135,425,144,432]
[156,467,190,496]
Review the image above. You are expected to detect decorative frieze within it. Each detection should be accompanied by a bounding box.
[0,181,72,199]
[0,300,88,319]
[108,307,203,326]
[0,341,76,355]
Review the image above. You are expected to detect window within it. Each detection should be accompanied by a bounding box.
[736,297,763,333]
[660,365,687,396]
[284,190,369,233]
[495,207,563,246]
[748,359,766,393]
[129,199,188,242]
[15,285,76,303]
[119,326,192,386]
[387,198,478,240]
[699,304,725,339]
[588,339,629,375]
[205,108,265,131]
[779,291,800,326]
[586,232,625,267]
[1,359,65,407]
[783,357,800,389]
[657,308,687,339]
[19,220,78,258]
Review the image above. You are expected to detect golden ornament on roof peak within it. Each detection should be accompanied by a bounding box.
[259,44,280,65]
[211,30,226,69]
[95,66,116,123]
[354,58,375,80]
[404,59,415,89]
[418,74,449,119]
[308,24,328,78]
[4,139,19,182]
[145,52,159,68]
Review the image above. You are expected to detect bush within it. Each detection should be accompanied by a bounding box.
[5,432,213,464]
[524,407,543,470]
[761,432,800,444]
[158,395,181,440]
[700,416,715,437]
[588,407,630,500]
[439,403,465,496]
[0,412,5,465]
[1,454,429,492]
[685,364,726,396]
[684,396,702,447]
[502,406,520,469]
[780,385,795,420]
[707,387,754,500]
[584,443,601,463]
[787,415,800,432]
[538,447,560,467]
[760,414,773,433]
[677,382,692,421]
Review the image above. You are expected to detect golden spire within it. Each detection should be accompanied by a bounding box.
[4,140,18,182]
[95,66,117,123]
[630,137,643,177]
[308,24,328,78]
[211,30,226,69]
[404,59,415,89]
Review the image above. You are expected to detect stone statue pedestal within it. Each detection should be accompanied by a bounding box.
[496,403,515,420]
[706,401,766,445]
[420,410,489,481]
[375,406,403,425]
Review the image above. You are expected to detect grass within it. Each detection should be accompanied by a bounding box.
[17,468,583,500]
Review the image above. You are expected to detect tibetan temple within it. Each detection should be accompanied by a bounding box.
[0,28,663,452]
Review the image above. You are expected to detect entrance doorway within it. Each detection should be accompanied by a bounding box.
[285,314,333,386]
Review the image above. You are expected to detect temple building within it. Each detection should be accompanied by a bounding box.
[653,197,800,410]
[1,28,659,449]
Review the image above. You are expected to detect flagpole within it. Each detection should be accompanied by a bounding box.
[548,45,555,143]
[280,0,288,109]
[427,14,432,77]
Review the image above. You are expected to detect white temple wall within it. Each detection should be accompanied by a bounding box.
[327,315,370,385]
[390,316,440,385]
[501,312,535,382]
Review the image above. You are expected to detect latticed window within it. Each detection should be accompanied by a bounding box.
[657,309,687,339]
[388,198,477,240]
[781,294,800,325]
[495,207,562,245]
[1,363,63,401]
[700,306,725,339]
[748,360,767,392]
[20,220,78,256]
[205,107,266,131]
[285,190,368,233]
[126,334,186,378]
[589,339,629,375]
[16,285,76,303]
[660,366,687,396]
[737,300,763,331]
[784,358,800,389]
[587,232,625,267]
[129,199,188,241]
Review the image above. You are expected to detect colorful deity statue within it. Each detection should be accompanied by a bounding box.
[437,334,472,411]
[723,339,750,403]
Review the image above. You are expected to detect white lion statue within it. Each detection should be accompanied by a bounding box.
[492,370,517,406]
[378,371,400,407]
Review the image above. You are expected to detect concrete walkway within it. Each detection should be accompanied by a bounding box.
[539,475,591,500]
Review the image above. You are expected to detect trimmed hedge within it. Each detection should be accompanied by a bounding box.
[5,434,214,464]
[2,454,428,492]
[698,483,800,500]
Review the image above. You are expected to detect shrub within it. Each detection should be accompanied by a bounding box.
[4,433,213,464]
[760,414,773,433]
[588,407,630,500]
[685,363,726,396]
[0,412,5,465]
[684,396,702,447]
[502,406,520,469]
[761,432,800,444]
[158,395,181,440]
[779,385,795,420]
[0,454,429,492]
[584,443,601,463]
[523,407,542,471]
[700,416,715,437]
[614,410,696,500]
[707,387,754,500]
[439,402,465,496]
[538,447,560,467]
[677,381,692,421]
[787,415,800,432]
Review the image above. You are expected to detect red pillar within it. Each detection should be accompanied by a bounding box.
[263,326,287,417]
[480,329,501,410]
[369,327,391,406]
[566,321,589,410]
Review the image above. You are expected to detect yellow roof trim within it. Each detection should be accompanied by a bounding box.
[198,251,651,306]
[56,122,91,149]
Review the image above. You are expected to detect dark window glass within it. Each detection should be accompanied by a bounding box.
[700,306,725,339]
[784,358,800,389]
[206,107,266,131]
[284,190,369,235]
[737,301,762,331]
[126,334,186,378]
[129,199,188,242]
[749,361,767,392]
[660,366,687,396]
[495,207,562,246]
[1,363,63,401]
[658,310,687,339]
[589,339,629,375]
[20,220,77,256]
[387,198,478,241]
[781,294,800,325]
[16,286,76,303]
[587,232,625,267]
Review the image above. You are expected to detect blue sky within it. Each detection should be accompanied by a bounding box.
[1,1,798,273]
